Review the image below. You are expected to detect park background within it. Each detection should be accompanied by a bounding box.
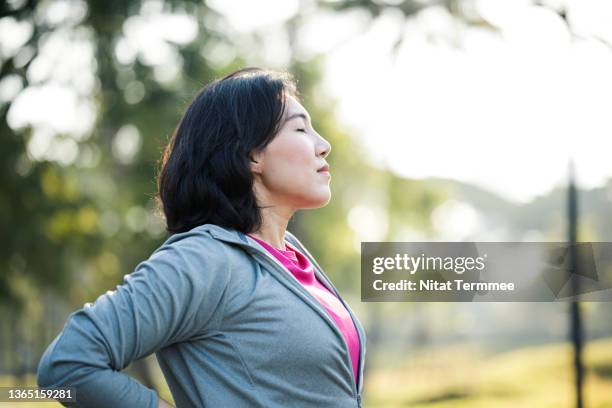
[1,0,612,406]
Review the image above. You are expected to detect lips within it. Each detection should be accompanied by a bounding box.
[317,164,330,172]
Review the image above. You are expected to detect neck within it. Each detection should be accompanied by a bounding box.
[249,183,297,249]
[249,177,298,250]
[249,205,294,250]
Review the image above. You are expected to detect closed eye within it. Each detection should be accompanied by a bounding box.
[296,128,306,132]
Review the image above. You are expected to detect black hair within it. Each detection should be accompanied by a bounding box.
[156,67,298,235]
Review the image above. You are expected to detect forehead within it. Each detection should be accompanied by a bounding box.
[284,95,310,121]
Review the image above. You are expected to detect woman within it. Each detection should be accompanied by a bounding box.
[37,67,366,408]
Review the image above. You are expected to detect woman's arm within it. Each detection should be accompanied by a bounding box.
[37,234,229,407]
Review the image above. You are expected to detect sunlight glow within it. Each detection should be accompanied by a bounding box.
[323,2,612,202]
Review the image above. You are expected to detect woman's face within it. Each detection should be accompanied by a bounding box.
[251,95,332,210]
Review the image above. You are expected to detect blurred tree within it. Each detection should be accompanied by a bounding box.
[1,0,225,310]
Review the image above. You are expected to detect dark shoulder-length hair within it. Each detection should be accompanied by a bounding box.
[156,67,298,235]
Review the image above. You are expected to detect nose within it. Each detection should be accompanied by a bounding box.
[316,133,331,159]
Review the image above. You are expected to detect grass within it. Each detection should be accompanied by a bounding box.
[363,337,612,407]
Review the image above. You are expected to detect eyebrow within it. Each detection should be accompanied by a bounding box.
[285,112,311,124]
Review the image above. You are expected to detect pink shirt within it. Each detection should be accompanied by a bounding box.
[248,234,361,385]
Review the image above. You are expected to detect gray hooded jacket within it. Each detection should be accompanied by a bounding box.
[37,223,366,407]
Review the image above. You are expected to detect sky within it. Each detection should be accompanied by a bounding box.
[3,0,612,204]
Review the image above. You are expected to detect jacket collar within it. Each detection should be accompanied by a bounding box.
[194,223,250,245]
[195,225,338,295]
[194,223,302,257]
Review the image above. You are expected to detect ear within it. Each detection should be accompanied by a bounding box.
[249,150,264,175]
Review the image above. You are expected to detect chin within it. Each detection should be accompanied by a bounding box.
[308,191,332,209]
[313,196,331,208]
[296,190,331,209]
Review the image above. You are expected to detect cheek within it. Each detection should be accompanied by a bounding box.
[265,136,312,170]
[260,136,323,196]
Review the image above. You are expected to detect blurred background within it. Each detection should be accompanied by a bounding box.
[1,0,612,406]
